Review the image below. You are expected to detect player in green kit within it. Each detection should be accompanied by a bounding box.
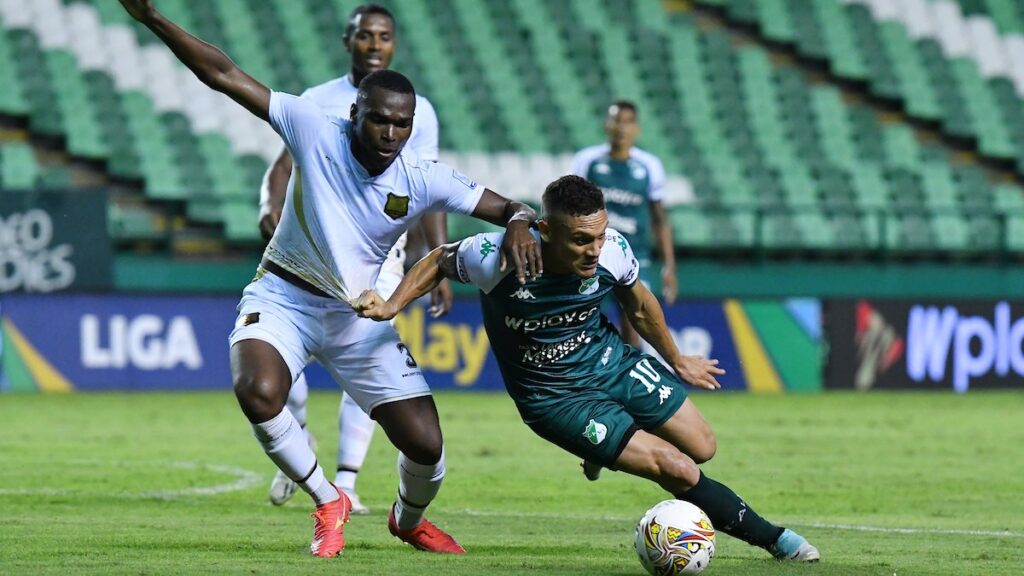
[353,176,820,562]
[572,101,676,348]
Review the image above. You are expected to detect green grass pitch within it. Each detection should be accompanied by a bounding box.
[1,391,1022,575]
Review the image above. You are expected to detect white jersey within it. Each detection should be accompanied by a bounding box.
[299,75,440,292]
[264,92,482,302]
[300,74,440,162]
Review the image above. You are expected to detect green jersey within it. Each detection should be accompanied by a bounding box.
[572,145,666,265]
[455,229,640,402]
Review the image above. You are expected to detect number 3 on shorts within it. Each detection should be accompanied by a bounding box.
[396,342,418,368]
[629,358,661,393]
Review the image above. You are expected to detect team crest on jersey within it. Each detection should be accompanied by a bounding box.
[384,193,410,219]
[239,312,260,327]
[579,276,599,295]
[583,419,607,445]
[630,161,646,180]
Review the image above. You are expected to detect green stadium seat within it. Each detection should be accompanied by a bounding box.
[931,214,970,251]
[670,207,714,248]
[3,0,1020,259]
[0,142,41,190]
[108,203,167,240]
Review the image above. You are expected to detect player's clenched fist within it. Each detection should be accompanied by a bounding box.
[672,356,725,390]
[118,0,155,22]
[352,289,397,321]
[500,220,542,285]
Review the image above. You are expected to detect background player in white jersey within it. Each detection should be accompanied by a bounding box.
[572,101,676,348]
[119,0,541,558]
[257,3,452,514]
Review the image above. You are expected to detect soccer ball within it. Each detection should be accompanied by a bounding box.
[634,500,716,575]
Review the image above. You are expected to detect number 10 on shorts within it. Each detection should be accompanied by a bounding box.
[630,358,661,393]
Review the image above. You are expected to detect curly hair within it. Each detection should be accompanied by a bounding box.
[542,175,605,217]
[357,69,416,102]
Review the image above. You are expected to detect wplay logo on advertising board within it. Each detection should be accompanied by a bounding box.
[907,302,1024,393]
[826,300,1024,392]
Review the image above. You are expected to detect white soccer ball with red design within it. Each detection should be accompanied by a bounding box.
[634,500,716,575]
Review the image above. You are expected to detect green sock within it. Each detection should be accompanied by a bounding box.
[676,471,784,548]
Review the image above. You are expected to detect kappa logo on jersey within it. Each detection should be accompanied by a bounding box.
[658,385,673,405]
[510,286,536,300]
[384,193,410,219]
[615,235,629,256]
[583,419,607,445]
[579,276,599,295]
[479,238,497,261]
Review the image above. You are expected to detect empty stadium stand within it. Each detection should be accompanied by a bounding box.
[0,0,1021,258]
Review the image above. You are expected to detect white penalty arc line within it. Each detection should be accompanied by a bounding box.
[0,461,262,500]
[137,462,263,499]
[451,508,1024,539]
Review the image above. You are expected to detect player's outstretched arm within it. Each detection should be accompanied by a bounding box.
[353,243,460,321]
[613,281,723,390]
[650,201,678,304]
[119,0,271,121]
[470,190,541,285]
[258,147,292,241]
[419,212,453,318]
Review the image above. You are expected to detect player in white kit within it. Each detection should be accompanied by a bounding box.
[257,4,452,514]
[119,0,541,558]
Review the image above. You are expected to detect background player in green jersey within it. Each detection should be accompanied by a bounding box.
[353,176,820,562]
[572,101,677,348]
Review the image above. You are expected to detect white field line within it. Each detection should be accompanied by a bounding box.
[0,461,262,500]
[3,477,1021,540]
[450,508,1024,539]
[137,462,262,499]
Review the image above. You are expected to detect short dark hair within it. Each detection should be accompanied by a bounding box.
[542,175,605,217]
[344,4,395,41]
[357,69,416,103]
[608,100,638,118]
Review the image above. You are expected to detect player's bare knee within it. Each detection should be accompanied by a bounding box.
[690,433,717,464]
[401,442,442,466]
[652,447,700,492]
[233,373,286,422]
[401,430,443,465]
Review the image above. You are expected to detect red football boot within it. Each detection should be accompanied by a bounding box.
[309,486,352,558]
[388,504,466,554]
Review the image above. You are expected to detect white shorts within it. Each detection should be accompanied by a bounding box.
[229,271,430,415]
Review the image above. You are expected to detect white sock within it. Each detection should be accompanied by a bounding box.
[336,392,375,491]
[286,371,309,428]
[252,410,337,506]
[336,470,358,493]
[394,448,445,530]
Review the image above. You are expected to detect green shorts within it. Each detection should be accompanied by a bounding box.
[513,348,688,468]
